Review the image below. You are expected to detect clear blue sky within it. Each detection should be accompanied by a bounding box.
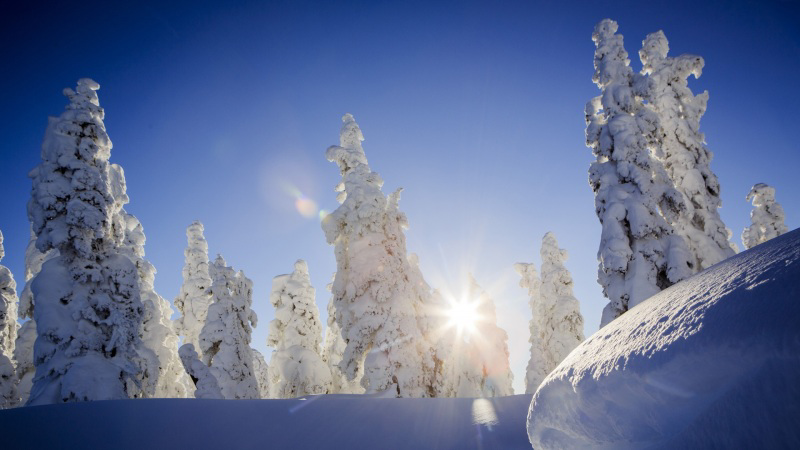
[1,0,798,394]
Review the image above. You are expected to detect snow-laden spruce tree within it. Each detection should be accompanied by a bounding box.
[251,348,270,398]
[742,183,788,249]
[113,186,191,398]
[267,260,331,398]
[198,255,259,399]
[513,261,547,393]
[639,30,737,270]
[521,233,585,393]
[321,297,364,394]
[14,228,56,404]
[0,231,20,408]
[321,114,434,397]
[27,79,145,404]
[451,275,513,398]
[586,20,692,328]
[174,221,213,357]
[178,344,222,399]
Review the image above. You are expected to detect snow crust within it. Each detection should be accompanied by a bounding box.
[0,394,533,449]
[527,228,800,449]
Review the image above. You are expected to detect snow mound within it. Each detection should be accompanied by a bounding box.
[0,394,532,449]
[527,229,800,448]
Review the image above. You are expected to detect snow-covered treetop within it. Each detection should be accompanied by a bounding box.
[325,113,368,179]
[742,183,788,249]
[591,19,634,116]
[28,78,124,260]
[267,259,323,353]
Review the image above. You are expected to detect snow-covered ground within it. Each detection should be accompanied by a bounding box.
[528,228,800,448]
[0,393,533,449]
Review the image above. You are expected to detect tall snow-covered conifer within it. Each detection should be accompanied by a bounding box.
[742,183,788,249]
[198,256,259,399]
[174,221,213,357]
[585,20,691,328]
[518,233,584,394]
[267,260,331,398]
[27,79,145,404]
[639,31,737,270]
[0,231,20,408]
[322,114,434,397]
[451,275,513,397]
[13,228,56,404]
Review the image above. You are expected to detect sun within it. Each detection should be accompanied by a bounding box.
[447,298,480,333]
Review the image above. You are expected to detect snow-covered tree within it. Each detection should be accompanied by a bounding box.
[321,114,435,397]
[174,221,213,357]
[514,261,546,393]
[321,301,364,395]
[14,228,56,404]
[114,191,191,398]
[251,349,270,398]
[639,30,737,270]
[450,275,513,398]
[0,231,20,408]
[267,260,331,398]
[27,79,145,404]
[178,344,222,399]
[742,183,788,249]
[517,233,584,394]
[585,20,692,328]
[199,256,259,399]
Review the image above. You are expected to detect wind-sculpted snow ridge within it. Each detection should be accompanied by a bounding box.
[0,394,534,449]
[174,221,213,357]
[742,183,788,250]
[27,79,145,404]
[321,113,435,397]
[267,260,331,398]
[586,20,692,329]
[527,228,800,449]
[639,30,737,270]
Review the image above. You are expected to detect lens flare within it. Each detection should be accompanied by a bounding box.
[294,196,318,218]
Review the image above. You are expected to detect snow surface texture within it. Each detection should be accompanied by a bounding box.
[742,183,788,250]
[0,394,533,449]
[586,20,692,328]
[527,228,800,449]
[199,256,259,399]
[639,30,737,270]
[26,79,146,404]
[0,231,20,408]
[174,221,213,357]
[267,260,332,398]
[321,114,435,397]
[451,275,514,398]
[516,232,584,394]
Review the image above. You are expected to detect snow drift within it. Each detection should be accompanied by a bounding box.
[0,394,532,449]
[527,229,800,448]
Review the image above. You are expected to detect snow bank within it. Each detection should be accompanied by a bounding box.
[527,228,800,448]
[0,394,533,449]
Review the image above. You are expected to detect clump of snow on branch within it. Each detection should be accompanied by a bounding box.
[585,20,691,328]
[451,275,513,398]
[639,30,737,270]
[321,114,434,397]
[267,260,331,398]
[199,256,259,399]
[26,79,145,404]
[174,221,214,357]
[178,344,222,399]
[742,183,788,249]
[0,230,20,408]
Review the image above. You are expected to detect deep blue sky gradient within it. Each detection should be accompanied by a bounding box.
[2,0,799,394]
